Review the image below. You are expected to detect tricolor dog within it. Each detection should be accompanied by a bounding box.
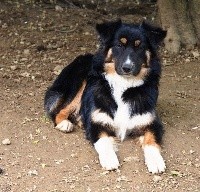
[44,19,167,173]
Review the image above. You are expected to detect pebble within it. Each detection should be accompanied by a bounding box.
[2,23,8,28]
[123,156,140,162]
[192,50,199,58]
[53,65,63,75]
[24,49,30,55]
[28,170,38,176]
[20,72,30,77]
[2,138,11,145]
[55,5,64,12]
[10,65,18,70]
[185,58,190,63]
[153,175,162,182]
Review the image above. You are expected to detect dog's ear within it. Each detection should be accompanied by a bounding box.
[96,19,122,45]
[141,21,167,50]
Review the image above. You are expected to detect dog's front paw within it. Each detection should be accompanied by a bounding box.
[55,120,74,133]
[94,137,120,170]
[99,151,120,170]
[144,145,166,174]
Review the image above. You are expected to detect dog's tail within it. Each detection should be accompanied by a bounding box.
[44,54,93,123]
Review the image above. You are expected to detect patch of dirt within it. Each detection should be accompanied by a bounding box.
[0,1,199,192]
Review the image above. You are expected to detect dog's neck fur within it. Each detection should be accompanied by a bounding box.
[104,72,144,100]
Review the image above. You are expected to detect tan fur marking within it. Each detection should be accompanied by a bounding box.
[120,37,127,45]
[142,131,160,149]
[146,50,151,66]
[55,81,86,125]
[105,49,113,62]
[134,50,151,80]
[104,62,116,74]
[99,132,109,138]
[135,67,149,80]
[104,49,116,74]
[135,40,141,47]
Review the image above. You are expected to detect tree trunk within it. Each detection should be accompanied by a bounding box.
[158,0,200,54]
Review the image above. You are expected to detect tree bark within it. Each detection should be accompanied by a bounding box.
[158,0,200,54]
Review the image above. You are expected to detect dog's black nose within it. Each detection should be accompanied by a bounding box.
[122,64,132,73]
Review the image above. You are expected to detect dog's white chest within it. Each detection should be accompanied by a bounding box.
[105,73,154,141]
[114,99,131,140]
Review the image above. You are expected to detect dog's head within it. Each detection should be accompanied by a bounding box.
[96,19,167,77]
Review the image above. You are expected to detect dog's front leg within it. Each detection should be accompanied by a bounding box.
[87,110,120,170]
[94,132,120,170]
[140,122,166,174]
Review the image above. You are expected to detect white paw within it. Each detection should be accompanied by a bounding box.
[99,151,120,170]
[94,137,120,170]
[144,145,166,174]
[55,120,74,133]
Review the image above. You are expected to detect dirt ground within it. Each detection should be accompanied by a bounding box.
[0,1,199,192]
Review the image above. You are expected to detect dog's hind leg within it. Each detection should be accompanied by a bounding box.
[55,81,86,133]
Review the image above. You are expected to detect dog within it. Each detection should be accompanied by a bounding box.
[44,19,167,174]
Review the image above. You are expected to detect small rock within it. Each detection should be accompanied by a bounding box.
[24,49,30,55]
[123,156,140,162]
[55,159,64,164]
[100,171,109,175]
[41,163,47,168]
[2,23,8,28]
[2,138,11,145]
[153,175,162,182]
[84,32,90,35]
[20,72,30,77]
[192,50,199,58]
[55,5,64,12]
[17,173,22,179]
[21,58,28,62]
[185,58,190,63]
[28,170,38,176]
[53,65,63,75]
[189,149,195,154]
[171,170,181,176]
[10,66,18,71]
[116,176,130,182]
[80,47,86,51]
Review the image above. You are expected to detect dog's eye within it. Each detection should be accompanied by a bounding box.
[120,37,127,45]
[134,40,141,47]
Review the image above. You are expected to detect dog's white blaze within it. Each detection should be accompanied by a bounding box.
[124,55,132,65]
[144,145,166,174]
[94,137,120,170]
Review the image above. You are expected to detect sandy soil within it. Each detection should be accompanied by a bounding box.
[0,1,199,192]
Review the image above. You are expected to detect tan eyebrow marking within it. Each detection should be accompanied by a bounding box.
[120,37,127,45]
[135,39,141,47]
